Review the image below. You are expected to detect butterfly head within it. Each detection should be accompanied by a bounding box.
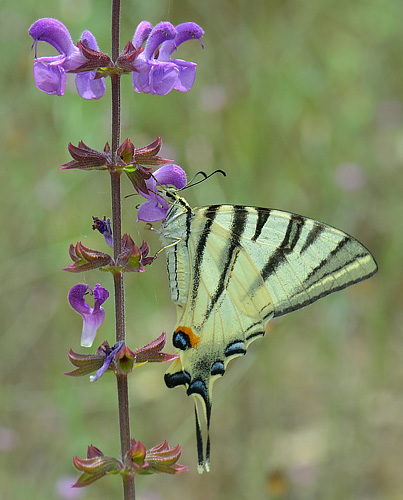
[163,188,192,219]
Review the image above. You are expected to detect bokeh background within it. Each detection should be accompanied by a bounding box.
[1,0,402,499]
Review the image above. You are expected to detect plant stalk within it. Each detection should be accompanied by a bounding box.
[110,0,135,498]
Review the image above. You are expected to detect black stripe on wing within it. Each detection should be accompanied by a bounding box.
[260,214,305,281]
[191,205,220,306]
[300,224,326,253]
[276,255,376,316]
[251,208,271,242]
[303,236,350,282]
[205,206,248,320]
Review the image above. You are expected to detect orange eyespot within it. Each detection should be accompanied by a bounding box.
[176,326,200,348]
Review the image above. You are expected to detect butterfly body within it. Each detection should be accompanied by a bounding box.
[160,197,377,471]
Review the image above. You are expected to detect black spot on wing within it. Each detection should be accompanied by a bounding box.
[164,370,191,388]
[173,329,191,350]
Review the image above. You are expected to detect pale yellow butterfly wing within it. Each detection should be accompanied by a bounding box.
[162,203,377,471]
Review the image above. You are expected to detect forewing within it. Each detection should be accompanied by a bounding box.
[209,206,378,317]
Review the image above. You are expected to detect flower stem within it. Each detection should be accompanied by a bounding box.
[110,0,135,498]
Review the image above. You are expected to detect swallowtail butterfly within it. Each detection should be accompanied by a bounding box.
[160,193,377,472]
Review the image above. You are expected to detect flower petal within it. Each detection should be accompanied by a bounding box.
[68,284,92,315]
[132,61,178,95]
[73,30,106,100]
[135,164,187,221]
[149,62,179,95]
[159,22,204,59]
[80,30,100,51]
[93,283,109,309]
[137,199,168,222]
[90,341,124,382]
[92,217,113,248]
[68,284,109,348]
[132,21,153,49]
[33,59,66,96]
[29,18,76,56]
[143,22,176,60]
[172,60,197,92]
[154,164,187,189]
[75,71,106,100]
[80,310,105,348]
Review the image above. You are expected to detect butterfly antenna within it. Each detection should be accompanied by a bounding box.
[181,169,226,191]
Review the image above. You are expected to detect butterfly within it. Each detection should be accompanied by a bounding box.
[159,194,377,472]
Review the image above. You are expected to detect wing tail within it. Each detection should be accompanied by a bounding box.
[194,398,212,473]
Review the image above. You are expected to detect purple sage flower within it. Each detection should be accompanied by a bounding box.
[137,164,187,222]
[68,284,109,347]
[92,217,113,248]
[132,21,204,95]
[29,18,106,100]
[90,341,125,382]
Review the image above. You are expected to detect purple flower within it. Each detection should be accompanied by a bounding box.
[75,31,106,100]
[68,284,109,347]
[92,217,113,248]
[90,341,125,382]
[137,164,187,222]
[132,21,203,95]
[29,18,106,100]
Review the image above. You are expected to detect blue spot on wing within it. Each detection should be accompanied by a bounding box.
[210,361,225,376]
[224,341,246,357]
[187,379,209,402]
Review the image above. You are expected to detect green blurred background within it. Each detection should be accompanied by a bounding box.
[1,0,402,499]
